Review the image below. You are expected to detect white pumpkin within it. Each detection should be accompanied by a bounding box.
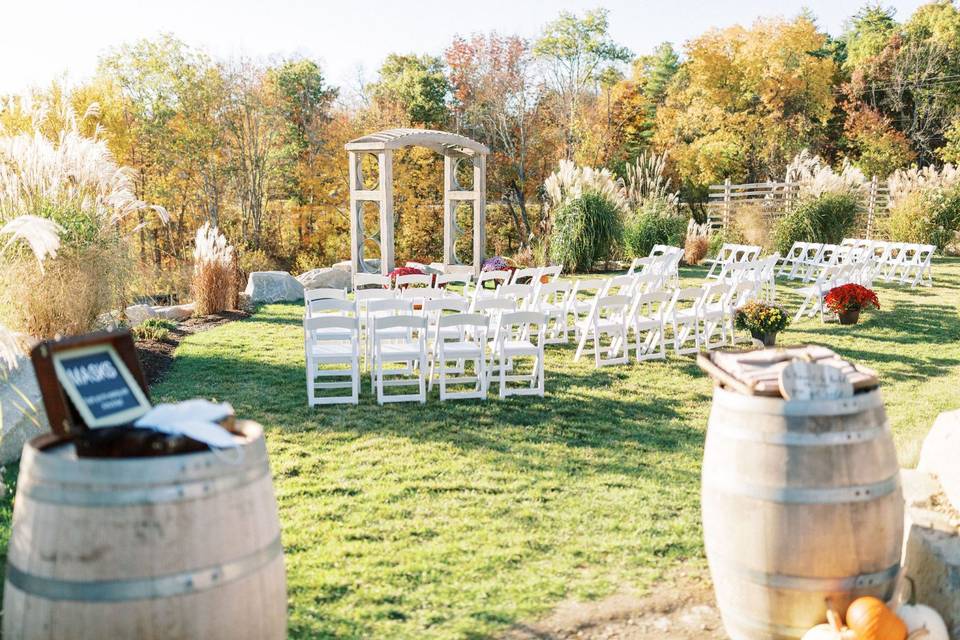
[894,577,949,640]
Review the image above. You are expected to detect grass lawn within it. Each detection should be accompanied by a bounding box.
[1,260,959,639]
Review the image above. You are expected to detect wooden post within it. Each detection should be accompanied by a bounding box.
[473,154,486,278]
[866,175,878,240]
[379,151,394,275]
[723,178,732,232]
[348,151,359,277]
[443,154,457,267]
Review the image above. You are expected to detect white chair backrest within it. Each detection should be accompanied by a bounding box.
[354,273,391,290]
[539,265,563,283]
[473,297,517,315]
[435,272,472,289]
[589,294,631,323]
[438,312,489,333]
[630,289,672,320]
[604,274,637,297]
[423,297,468,314]
[355,288,395,303]
[367,298,413,319]
[400,286,445,303]
[702,282,730,308]
[307,298,355,316]
[571,277,607,296]
[668,286,706,315]
[509,267,542,285]
[304,315,358,339]
[495,310,547,344]
[476,269,511,287]
[497,283,535,308]
[533,281,571,308]
[396,273,434,288]
[373,314,427,333]
[305,287,347,304]
[728,280,757,308]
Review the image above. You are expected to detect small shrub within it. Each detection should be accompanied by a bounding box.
[622,199,686,259]
[734,301,790,335]
[773,193,861,255]
[132,317,176,342]
[549,192,623,272]
[684,235,709,265]
[192,223,237,315]
[237,248,279,278]
[887,187,960,251]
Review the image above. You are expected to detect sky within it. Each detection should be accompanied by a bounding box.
[0,0,931,96]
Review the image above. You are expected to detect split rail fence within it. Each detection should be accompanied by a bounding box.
[706,177,891,239]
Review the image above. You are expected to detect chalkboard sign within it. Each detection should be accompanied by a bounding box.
[51,343,151,429]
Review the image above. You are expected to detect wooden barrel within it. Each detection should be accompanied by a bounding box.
[702,388,903,640]
[3,421,286,640]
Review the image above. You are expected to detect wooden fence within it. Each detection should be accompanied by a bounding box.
[707,177,891,239]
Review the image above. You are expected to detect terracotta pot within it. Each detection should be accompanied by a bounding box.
[750,330,779,347]
[838,309,861,325]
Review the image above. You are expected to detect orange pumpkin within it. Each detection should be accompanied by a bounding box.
[846,596,908,640]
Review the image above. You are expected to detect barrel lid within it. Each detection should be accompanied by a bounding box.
[698,345,879,398]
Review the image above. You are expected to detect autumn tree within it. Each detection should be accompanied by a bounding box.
[654,16,837,187]
[533,8,631,159]
[370,54,450,128]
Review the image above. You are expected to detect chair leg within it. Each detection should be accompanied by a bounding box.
[306,355,315,407]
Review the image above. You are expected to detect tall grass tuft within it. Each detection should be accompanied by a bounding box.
[192,222,237,315]
[0,100,167,338]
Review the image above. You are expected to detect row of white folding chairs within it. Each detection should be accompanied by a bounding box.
[705,243,763,280]
[352,265,564,298]
[305,304,547,405]
[780,239,935,287]
[841,239,935,287]
[570,278,766,368]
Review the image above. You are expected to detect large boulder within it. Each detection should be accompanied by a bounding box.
[243,271,304,303]
[919,409,960,512]
[297,268,351,293]
[0,352,47,464]
[153,303,195,321]
[124,304,157,326]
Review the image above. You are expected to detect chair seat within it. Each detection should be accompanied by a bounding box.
[493,339,538,356]
[373,326,411,340]
[632,315,660,328]
[673,309,698,321]
[378,341,423,359]
[439,341,484,358]
[310,343,356,357]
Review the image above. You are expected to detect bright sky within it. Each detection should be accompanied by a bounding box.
[1,0,930,96]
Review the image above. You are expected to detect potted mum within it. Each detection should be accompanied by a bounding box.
[824,283,880,325]
[480,256,516,288]
[387,266,425,289]
[735,301,790,347]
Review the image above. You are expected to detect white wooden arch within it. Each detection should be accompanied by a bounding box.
[345,128,489,277]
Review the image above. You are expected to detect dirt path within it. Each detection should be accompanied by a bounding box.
[135,310,250,387]
[501,567,727,640]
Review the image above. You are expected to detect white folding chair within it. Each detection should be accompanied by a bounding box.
[699,282,731,350]
[666,286,705,355]
[529,281,572,344]
[365,298,414,377]
[400,286,445,307]
[354,273,391,290]
[430,313,489,401]
[628,290,672,362]
[371,314,428,404]
[794,264,846,322]
[778,242,807,277]
[568,278,609,340]
[574,294,631,367]
[603,274,639,297]
[705,244,737,279]
[489,311,547,398]
[304,315,360,406]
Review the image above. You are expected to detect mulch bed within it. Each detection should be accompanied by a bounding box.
[135,310,250,387]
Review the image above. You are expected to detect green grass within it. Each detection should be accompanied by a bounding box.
[1,260,959,639]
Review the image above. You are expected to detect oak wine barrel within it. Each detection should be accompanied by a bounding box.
[702,388,903,640]
[3,420,286,640]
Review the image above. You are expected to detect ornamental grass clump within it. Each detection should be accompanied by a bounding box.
[0,101,167,337]
[191,222,237,316]
[734,301,790,345]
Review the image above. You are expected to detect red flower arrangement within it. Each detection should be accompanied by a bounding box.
[824,283,880,315]
[387,266,426,289]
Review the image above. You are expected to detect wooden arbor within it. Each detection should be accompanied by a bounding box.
[345,128,489,277]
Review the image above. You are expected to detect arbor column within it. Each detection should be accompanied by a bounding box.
[473,154,486,278]
[379,150,395,275]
